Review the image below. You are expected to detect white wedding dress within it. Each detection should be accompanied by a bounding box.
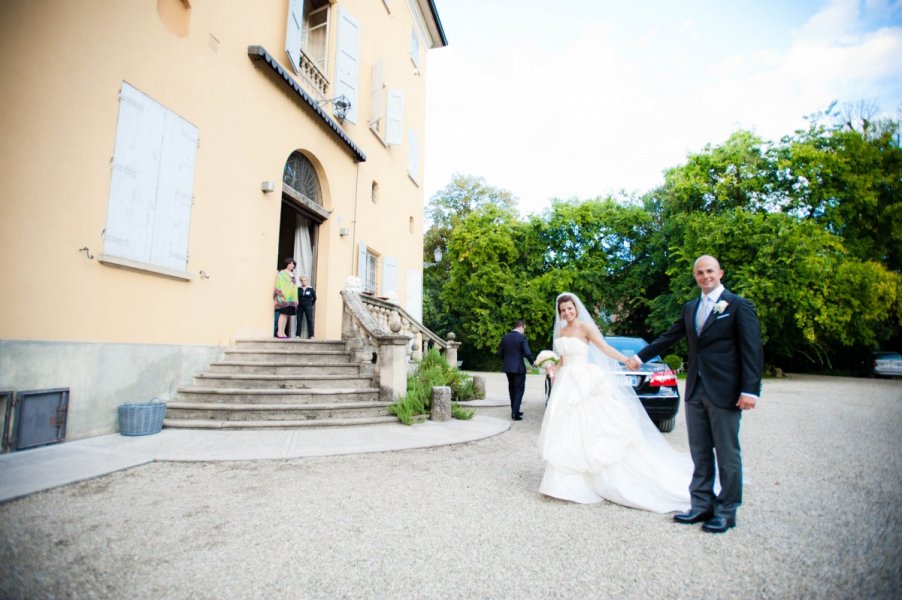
[538,336,693,513]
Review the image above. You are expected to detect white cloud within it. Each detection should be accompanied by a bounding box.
[424,0,902,216]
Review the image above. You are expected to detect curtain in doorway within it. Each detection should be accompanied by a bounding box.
[290,213,314,337]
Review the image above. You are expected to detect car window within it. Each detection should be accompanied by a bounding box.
[607,337,662,363]
[875,352,902,360]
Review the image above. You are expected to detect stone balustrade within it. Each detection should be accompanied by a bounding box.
[299,50,329,101]
[340,280,460,401]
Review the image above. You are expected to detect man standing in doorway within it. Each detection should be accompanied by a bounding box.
[498,320,533,421]
[296,275,317,339]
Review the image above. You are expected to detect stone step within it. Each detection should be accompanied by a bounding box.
[163,415,398,429]
[233,338,347,352]
[220,349,353,364]
[165,401,392,421]
[193,374,374,389]
[207,362,362,376]
[176,386,379,404]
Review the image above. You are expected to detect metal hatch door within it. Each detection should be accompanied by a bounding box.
[9,388,69,451]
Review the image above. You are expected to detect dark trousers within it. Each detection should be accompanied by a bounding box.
[296,303,314,338]
[505,372,526,416]
[685,378,743,517]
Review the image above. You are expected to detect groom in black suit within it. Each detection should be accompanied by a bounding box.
[498,320,533,421]
[628,255,763,533]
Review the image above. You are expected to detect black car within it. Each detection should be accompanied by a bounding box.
[607,336,681,432]
[545,336,681,433]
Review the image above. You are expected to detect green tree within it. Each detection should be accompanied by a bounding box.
[659,130,777,217]
[773,120,902,271]
[651,209,901,368]
[535,197,656,335]
[423,175,518,340]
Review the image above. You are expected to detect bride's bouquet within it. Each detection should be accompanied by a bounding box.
[534,350,560,369]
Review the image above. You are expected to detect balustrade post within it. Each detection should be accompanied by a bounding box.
[445,332,460,369]
[379,336,411,401]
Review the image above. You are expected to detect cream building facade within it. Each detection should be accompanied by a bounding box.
[0,0,446,440]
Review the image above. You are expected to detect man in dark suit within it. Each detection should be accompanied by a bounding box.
[296,275,316,339]
[627,255,763,533]
[498,320,533,421]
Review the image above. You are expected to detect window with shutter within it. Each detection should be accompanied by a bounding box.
[370,60,384,137]
[386,90,403,145]
[410,27,420,68]
[304,4,330,73]
[285,0,304,74]
[365,251,379,294]
[357,242,380,294]
[383,256,398,296]
[335,8,360,124]
[406,270,423,322]
[103,82,198,275]
[407,129,419,182]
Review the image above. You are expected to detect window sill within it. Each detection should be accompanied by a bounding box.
[369,126,389,148]
[99,254,194,282]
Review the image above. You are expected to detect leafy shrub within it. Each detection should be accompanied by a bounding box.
[387,348,478,424]
[451,402,474,420]
[663,354,683,372]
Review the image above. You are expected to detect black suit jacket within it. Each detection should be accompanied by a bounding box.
[498,331,533,374]
[638,289,763,408]
[298,286,316,306]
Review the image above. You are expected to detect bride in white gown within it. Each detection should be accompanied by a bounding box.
[538,293,693,513]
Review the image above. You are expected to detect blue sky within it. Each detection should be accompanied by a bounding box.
[423,0,902,216]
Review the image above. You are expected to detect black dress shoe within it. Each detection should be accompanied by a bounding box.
[516,411,524,417]
[512,414,523,421]
[702,515,736,533]
[673,508,714,524]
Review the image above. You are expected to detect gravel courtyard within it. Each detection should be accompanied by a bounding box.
[1,374,900,599]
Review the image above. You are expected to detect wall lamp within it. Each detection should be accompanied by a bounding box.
[424,246,443,267]
[261,180,275,193]
[339,227,349,237]
[318,94,351,122]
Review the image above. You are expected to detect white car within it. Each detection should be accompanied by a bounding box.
[868,351,902,378]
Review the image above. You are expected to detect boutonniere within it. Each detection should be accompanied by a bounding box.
[713,300,729,314]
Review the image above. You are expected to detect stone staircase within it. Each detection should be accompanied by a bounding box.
[163,338,397,429]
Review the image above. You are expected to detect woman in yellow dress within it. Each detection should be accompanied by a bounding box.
[273,258,298,338]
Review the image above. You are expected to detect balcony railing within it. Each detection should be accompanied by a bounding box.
[299,49,329,101]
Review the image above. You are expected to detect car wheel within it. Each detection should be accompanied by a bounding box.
[655,417,676,433]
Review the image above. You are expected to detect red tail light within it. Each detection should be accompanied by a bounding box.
[649,369,677,387]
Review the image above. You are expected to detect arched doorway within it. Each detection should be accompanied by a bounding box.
[277,151,329,337]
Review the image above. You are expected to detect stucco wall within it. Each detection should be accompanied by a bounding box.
[0,0,438,438]
[0,0,431,347]
[0,340,223,440]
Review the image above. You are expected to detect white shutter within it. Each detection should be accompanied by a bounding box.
[357,242,367,279]
[150,111,198,271]
[383,256,398,296]
[103,82,197,272]
[285,0,304,74]
[410,28,420,68]
[104,83,164,263]
[406,269,423,322]
[408,129,419,179]
[386,90,403,145]
[335,8,360,124]
[369,59,383,131]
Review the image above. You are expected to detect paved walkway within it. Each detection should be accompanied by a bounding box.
[0,371,525,504]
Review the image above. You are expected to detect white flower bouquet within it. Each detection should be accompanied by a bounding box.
[534,350,560,369]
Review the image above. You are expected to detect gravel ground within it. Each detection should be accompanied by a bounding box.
[1,374,901,599]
